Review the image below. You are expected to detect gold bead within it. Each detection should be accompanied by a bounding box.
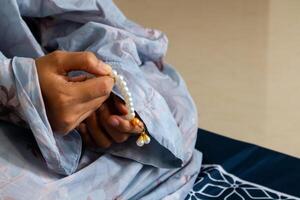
[130,117,140,126]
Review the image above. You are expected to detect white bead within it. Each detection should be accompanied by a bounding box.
[127,105,133,112]
[136,136,145,147]
[126,106,135,115]
[124,93,133,103]
[126,97,133,104]
[118,75,124,81]
[111,71,138,124]
[116,76,124,85]
[123,86,129,93]
[125,112,135,120]
[129,102,134,108]
[129,107,135,114]
[125,92,132,99]
[112,70,118,77]
[143,134,151,144]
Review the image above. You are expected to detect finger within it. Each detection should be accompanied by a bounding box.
[71,76,114,103]
[72,95,110,131]
[113,95,128,115]
[103,127,130,143]
[100,121,131,144]
[85,112,112,148]
[107,115,143,134]
[96,106,129,143]
[78,123,96,148]
[52,51,112,76]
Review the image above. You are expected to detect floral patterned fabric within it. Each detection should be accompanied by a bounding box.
[0,0,202,199]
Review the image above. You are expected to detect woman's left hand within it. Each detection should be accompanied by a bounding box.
[78,95,143,149]
[36,51,114,135]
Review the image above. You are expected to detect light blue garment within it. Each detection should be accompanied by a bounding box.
[0,0,202,199]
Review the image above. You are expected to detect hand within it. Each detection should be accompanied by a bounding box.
[78,95,143,148]
[35,51,114,135]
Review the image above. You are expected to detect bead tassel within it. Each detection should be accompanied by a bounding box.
[110,70,150,147]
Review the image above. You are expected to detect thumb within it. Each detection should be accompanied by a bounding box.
[52,51,112,76]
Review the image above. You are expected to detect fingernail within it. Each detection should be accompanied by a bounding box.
[110,118,119,127]
[99,62,112,75]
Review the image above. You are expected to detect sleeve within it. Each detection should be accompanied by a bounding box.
[0,52,82,175]
[46,7,198,168]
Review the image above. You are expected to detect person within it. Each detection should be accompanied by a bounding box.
[0,0,202,199]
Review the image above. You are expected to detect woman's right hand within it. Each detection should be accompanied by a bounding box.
[35,51,114,135]
[78,95,143,149]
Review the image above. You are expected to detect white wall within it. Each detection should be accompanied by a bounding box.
[115,0,300,157]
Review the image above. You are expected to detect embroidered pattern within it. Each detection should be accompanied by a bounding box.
[186,164,300,200]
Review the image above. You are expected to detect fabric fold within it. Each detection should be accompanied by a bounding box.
[0,55,82,175]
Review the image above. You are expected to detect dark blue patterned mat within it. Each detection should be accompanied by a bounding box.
[186,129,300,200]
